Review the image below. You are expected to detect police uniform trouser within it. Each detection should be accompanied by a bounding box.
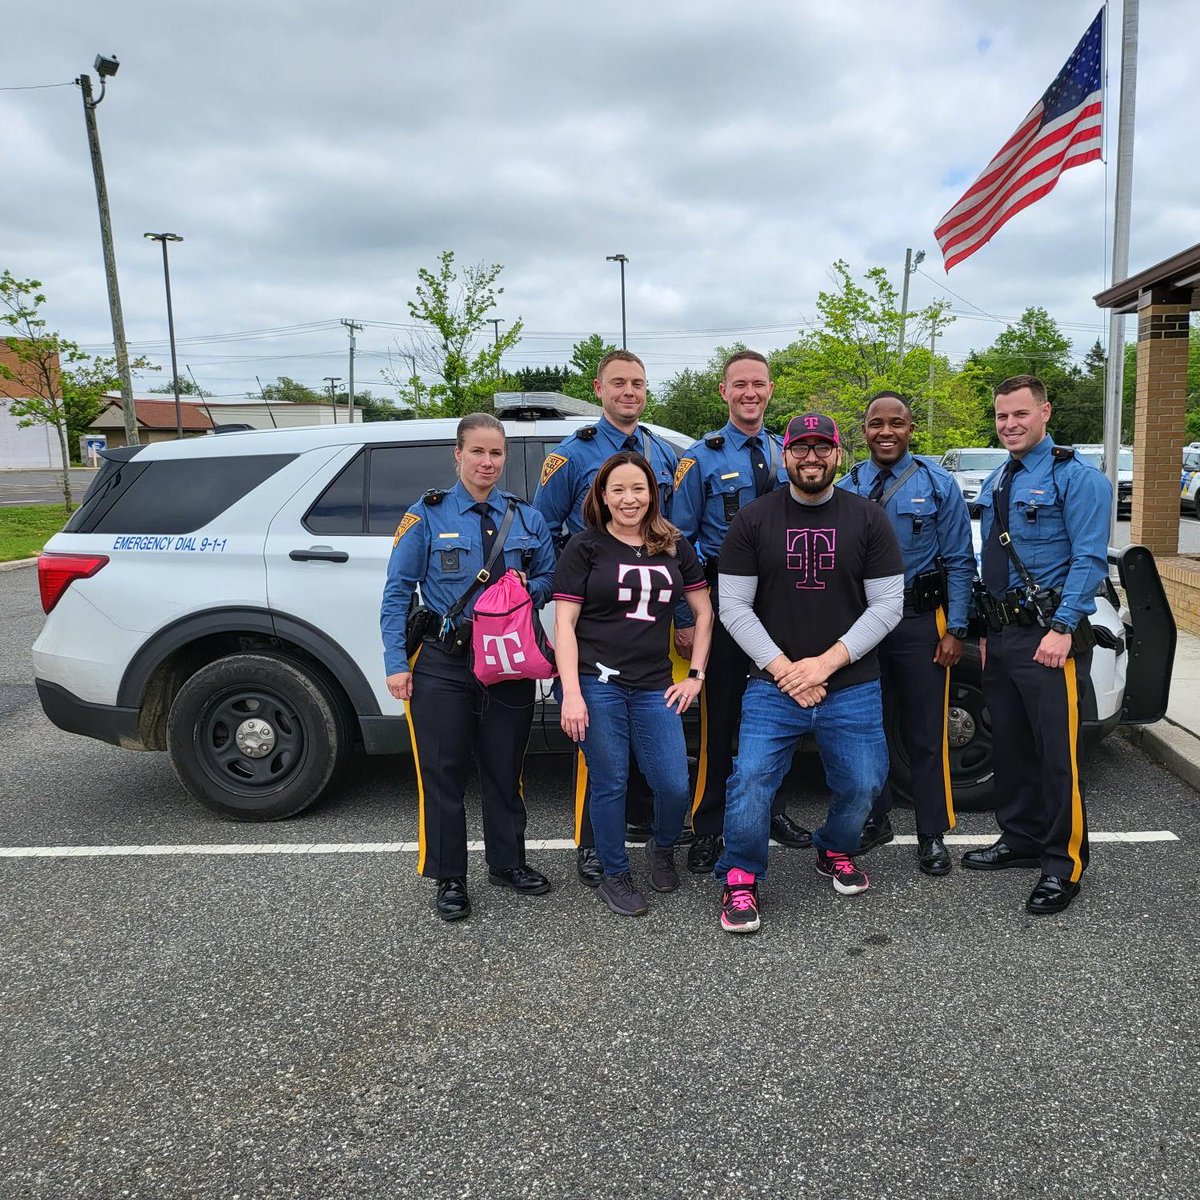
[984,624,1090,882]
[406,641,533,880]
[573,750,654,848]
[871,607,955,837]
[690,589,785,837]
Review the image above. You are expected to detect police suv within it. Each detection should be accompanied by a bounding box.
[32,412,1176,821]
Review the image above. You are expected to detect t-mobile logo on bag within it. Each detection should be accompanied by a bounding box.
[786,528,836,590]
[617,563,673,622]
[481,630,526,674]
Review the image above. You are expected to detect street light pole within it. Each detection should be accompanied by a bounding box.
[896,247,925,369]
[606,254,628,349]
[324,376,342,424]
[144,233,184,438]
[78,56,138,447]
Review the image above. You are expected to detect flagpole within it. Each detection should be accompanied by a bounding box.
[1103,0,1138,541]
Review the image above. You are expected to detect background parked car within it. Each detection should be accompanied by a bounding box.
[1075,444,1134,517]
[1183,449,1200,516]
[939,447,1009,516]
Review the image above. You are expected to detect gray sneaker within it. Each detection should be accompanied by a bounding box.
[597,871,649,917]
[646,838,680,893]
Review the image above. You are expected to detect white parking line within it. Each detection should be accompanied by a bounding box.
[0,831,1180,860]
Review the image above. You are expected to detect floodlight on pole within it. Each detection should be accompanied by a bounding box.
[605,254,629,349]
[144,233,184,438]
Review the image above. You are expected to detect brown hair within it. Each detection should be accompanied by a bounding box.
[582,451,679,557]
[722,350,770,380]
[994,375,1047,404]
[456,411,505,448]
[595,349,646,381]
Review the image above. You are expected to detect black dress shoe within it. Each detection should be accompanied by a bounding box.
[435,877,471,921]
[917,833,951,876]
[489,864,552,895]
[576,847,604,887]
[769,812,813,849]
[1026,875,1079,915]
[687,833,722,874]
[961,840,1041,871]
[625,820,653,844]
[859,814,895,853]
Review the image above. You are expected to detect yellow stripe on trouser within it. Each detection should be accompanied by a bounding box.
[402,646,427,874]
[1063,657,1085,882]
[935,606,956,830]
[690,684,710,816]
[573,748,588,846]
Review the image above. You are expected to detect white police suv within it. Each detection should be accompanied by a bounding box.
[33,412,1176,820]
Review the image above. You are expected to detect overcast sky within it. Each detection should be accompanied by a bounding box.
[3,1,1194,403]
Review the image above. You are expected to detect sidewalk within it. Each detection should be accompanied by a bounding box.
[1124,624,1200,794]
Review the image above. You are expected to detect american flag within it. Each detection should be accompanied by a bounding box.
[935,9,1104,272]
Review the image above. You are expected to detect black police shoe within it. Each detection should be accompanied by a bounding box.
[917,834,951,876]
[435,877,471,921]
[960,840,1041,871]
[859,814,895,853]
[576,847,604,887]
[489,864,552,895]
[625,820,653,844]
[769,813,813,848]
[1026,875,1079,915]
[687,833,722,874]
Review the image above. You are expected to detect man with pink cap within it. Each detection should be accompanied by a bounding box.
[713,412,905,933]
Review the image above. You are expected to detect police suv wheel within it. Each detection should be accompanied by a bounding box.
[167,653,350,821]
[885,642,995,812]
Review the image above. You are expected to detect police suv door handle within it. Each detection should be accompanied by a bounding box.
[289,548,350,563]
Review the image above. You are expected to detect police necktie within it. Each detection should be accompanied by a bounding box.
[471,502,498,567]
[867,467,893,504]
[621,433,639,455]
[748,436,771,497]
[982,460,1021,596]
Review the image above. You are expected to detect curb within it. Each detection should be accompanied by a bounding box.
[0,557,37,573]
[1124,721,1200,795]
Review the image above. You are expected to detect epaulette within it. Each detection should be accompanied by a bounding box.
[1051,446,1076,462]
[576,425,598,441]
[704,434,725,450]
[421,488,447,506]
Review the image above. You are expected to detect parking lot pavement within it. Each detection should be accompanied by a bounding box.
[3,572,1199,1199]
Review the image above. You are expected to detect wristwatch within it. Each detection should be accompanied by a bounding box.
[1050,619,1072,635]
[687,668,705,681]
[945,626,968,639]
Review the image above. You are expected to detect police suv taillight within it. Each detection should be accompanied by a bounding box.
[37,552,109,614]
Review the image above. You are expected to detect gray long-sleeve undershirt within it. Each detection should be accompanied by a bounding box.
[719,572,905,671]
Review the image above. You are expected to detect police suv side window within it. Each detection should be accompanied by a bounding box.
[366,443,461,535]
[305,451,367,534]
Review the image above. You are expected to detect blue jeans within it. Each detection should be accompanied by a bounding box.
[577,675,690,876]
[716,679,889,879]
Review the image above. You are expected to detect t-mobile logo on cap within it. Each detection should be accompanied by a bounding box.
[786,528,836,590]
[481,630,526,675]
[617,564,673,622]
[803,416,821,430]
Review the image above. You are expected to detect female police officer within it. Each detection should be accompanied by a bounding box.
[381,413,557,921]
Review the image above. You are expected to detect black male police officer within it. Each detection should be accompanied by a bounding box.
[837,391,974,876]
[966,375,1111,915]
[533,349,686,885]
[672,350,813,874]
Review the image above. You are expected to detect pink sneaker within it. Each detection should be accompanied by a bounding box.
[815,849,870,895]
[720,868,760,933]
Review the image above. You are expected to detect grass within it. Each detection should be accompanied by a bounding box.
[0,503,72,563]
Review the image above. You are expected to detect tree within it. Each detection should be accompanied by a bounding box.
[383,251,523,417]
[150,375,210,397]
[560,334,617,402]
[257,376,326,405]
[0,271,154,508]
[648,344,755,440]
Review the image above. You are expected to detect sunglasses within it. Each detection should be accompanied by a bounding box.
[786,442,835,460]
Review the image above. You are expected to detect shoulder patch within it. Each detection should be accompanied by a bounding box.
[674,457,698,489]
[540,453,570,487]
[393,512,421,547]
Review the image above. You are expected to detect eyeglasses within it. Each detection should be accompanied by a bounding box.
[786,442,835,460]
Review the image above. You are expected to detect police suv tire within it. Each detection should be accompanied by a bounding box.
[884,641,995,813]
[167,653,350,821]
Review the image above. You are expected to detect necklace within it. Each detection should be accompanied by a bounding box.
[633,544,643,558]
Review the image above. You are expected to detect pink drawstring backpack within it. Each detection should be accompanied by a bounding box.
[471,569,557,685]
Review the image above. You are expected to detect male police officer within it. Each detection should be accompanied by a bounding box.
[837,391,974,876]
[966,375,1111,915]
[672,350,813,874]
[534,349,685,885]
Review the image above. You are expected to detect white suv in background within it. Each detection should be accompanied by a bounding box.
[1183,449,1200,517]
[939,447,1010,516]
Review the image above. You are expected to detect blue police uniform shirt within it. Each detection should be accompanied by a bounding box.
[380,481,556,675]
[977,434,1112,632]
[672,421,787,561]
[533,414,679,538]
[837,451,975,630]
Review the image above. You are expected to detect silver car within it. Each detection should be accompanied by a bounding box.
[939,447,1009,516]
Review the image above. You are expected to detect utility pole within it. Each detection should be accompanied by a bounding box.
[927,326,938,442]
[487,318,504,378]
[78,57,137,447]
[606,254,628,349]
[144,233,184,437]
[324,376,342,424]
[897,247,925,369]
[341,319,364,422]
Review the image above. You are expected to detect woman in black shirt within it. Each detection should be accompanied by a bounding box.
[554,452,713,916]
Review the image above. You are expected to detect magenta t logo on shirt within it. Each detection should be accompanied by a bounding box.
[617,563,674,621]
[786,528,836,590]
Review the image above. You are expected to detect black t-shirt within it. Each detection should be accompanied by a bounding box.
[718,486,903,691]
[553,527,706,689]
